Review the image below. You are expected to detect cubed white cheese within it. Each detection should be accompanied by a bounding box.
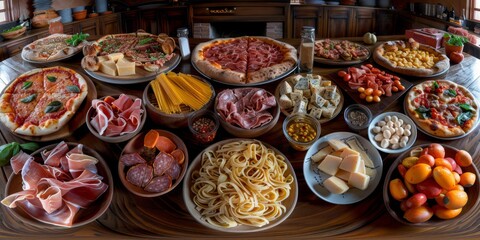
[311,93,327,108]
[335,169,351,181]
[108,52,124,62]
[116,57,136,76]
[311,146,333,162]
[317,154,343,175]
[309,107,323,120]
[292,99,307,114]
[358,159,366,174]
[348,172,370,190]
[339,154,362,173]
[340,147,359,158]
[327,139,349,152]
[294,77,309,91]
[279,94,293,110]
[279,81,293,95]
[99,60,117,76]
[320,80,332,87]
[97,55,110,62]
[322,85,337,100]
[323,176,349,194]
[290,92,303,105]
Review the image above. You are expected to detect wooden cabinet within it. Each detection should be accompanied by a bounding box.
[292,6,324,38]
[78,18,100,36]
[4,37,36,57]
[123,6,188,36]
[324,7,353,38]
[375,10,398,35]
[101,14,122,34]
[354,8,375,36]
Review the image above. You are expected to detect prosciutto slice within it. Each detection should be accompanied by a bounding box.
[1,141,109,227]
[90,94,144,137]
[216,88,276,129]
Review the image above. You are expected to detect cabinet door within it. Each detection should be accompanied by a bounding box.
[354,8,375,37]
[375,10,397,35]
[160,7,188,37]
[139,10,159,34]
[122,11,139,33]
[324,7,353,38]
[78,18,100,36]
[292,6,324,39]
[101,14,121,34]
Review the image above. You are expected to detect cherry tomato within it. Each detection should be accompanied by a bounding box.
[393,76,400,81]
[373,89,383,96]
[357,87,365,93]
[460,172,476,187]
[392,86,399,92]
[371,68,381,74]
[343,74,352,82]
[455,150,473,167]
[394,80,402,87]
[398,85,406,91]
[389,178,408,201]
[365,63,373,69]
[404,206,433,223]
[365,95,373,102]
[365,88,374,96]
[417,154,435,167]
[428,143,445,159]
[406,193,428,208]
[359,93,367,99]
[338,71,347,77]
[373,95,381,102]
[416,178,443,198]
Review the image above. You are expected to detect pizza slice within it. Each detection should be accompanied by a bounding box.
[4,69,45,94]
[0,91,43,131]
[246,37,297,84]
[192,38,248,84]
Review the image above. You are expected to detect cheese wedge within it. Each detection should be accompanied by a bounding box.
[339,154,362,173]
[108,52,124,62]
[323,176,349,194]
[335,169,351,182]
[340,147,359,158]
[311,146,333,162]
[97,55,110,62]
[116,57,136,76]
[327,139,349,151]
[317,154,342,176]
[99,60,117,76]
[348,172,370,190]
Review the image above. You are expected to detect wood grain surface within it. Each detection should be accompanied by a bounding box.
[1,37,480,239]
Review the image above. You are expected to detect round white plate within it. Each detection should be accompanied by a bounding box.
[303,132,383,204]
[367,112,417,154]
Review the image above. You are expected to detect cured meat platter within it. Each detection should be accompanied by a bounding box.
[314,39,371,66]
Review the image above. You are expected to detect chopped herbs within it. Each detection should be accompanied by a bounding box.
[20,94,37,103]
[66,85,80,93]
[415,106,431,119]
[432,81,439,90]
[150,56,158,61]
[22,81,33,90]
[459,103,474,112]
[45,101,62,113]
[65,32,90,47]
[456,111,473,126]
[2,25,23,33]
[443,89,457,97]
[47,76,57,82]
[139,38,154,45]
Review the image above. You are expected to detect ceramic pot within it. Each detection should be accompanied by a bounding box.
[445,43,464,57]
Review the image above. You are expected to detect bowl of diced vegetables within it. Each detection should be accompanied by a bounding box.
[1,25,26,40]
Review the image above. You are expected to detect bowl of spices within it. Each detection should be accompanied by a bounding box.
[344,104,372,132]
[283,113,321,151]
[188,110,220,145]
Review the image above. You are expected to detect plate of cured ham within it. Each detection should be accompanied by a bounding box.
[314,39,371,66]
[2,141,113,228]
[86,94,146,143]
[119,129,188,197]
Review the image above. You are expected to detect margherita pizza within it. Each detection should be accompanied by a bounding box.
[0,66,88,136]
[405,80,478,138]
[192,36,297,84]
[373,38,450,77]
[22,34,87,62]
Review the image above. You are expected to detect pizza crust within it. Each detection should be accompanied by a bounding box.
[22,34,85,62]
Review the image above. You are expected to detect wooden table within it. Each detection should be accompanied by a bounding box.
[1,37,480,238]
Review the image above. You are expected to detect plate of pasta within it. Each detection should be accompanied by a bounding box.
[183,139,298,232]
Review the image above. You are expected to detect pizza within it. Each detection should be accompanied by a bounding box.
[0,66,88,136]
[191,36,297,84]
[373,38,450,77]
[314,39,370,62]
[22,33,87,62]
[405,80,478,138]
[82,32,176,73]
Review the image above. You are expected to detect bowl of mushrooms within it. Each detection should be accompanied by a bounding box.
[368,112,417,154]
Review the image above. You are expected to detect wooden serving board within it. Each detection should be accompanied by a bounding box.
[328,64,413,117]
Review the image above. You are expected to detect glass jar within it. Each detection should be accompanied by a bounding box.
[48,17,63,34]
[177,27,190,60]
[299,26,315,73]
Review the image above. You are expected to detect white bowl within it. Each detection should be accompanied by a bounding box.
[368,112,417,154]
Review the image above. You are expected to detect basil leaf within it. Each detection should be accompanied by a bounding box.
[20,142,40,152]
[11,143,20,157]
[66,85,80,93]
[22,81,33,90]
[20,94,37,103]
[45,101,62,113]
[0,142,19,167]
[139,38,153,45]
[443,89,457,97]
[459,103,474,112]
[456,111,473,126]
[150,56,158,61]
[432,81,439,90]
[47,76,57,82]
[415,106,431,119]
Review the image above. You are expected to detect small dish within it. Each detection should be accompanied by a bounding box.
[368,112,417,154]
[283,113,321,151]
[344,104,372,132]
[1,26,26,40]
[214,88,279,138]
[86,94,146,143]
[303,132,383,204]
[188,110,220,145]
[73,10,87,20]
[383,144,480,226]
[118,130,189,198]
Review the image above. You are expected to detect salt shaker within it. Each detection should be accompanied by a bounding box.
[177,28,190,60]
[299,26,315,73]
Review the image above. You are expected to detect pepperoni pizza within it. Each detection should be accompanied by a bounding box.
[0,66,88,136]
[192,36,297,84]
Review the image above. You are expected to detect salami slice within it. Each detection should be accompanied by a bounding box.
[165,161,181,180]
[153,152,175,176]
[144,175,172,193]
[126,163,153,188]
[120,152,146,167]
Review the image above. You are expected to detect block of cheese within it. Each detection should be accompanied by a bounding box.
[335,169,351,181]
[279,94,293,109]
[116,57,136,76]
[358,159,366,174]
[97,55,110,62]
[279,81,292,95]
[317,154,342,175]
[340,147,359,158]
[327,139,349,151]
[311,146,333,162]
[99,60,117,76]
[290,91,303,105]
[108,52,124,62]
[348,172,370,190]
[292,98,307,114]
[323,176,349,194]
[339,154,362,173]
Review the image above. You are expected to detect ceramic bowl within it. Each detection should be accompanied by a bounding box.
[1,26,26,40]
[4,142,114,228]
[283,113,321,151]
[344,104,372,132]
[214,88,280,138]
[72,10,87,20]
[86,95,146,143]
[383,144,480,226]
[367,112,417,154]
[118,130,189,197]
[142,76,215,128]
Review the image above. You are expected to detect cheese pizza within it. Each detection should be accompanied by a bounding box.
[22,34,87,62]
[0,67,88,136]
[192,36,297,84]
[405,80,478,138]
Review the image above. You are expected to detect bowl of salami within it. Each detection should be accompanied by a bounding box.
[118,129,188,197]
[214,88,280,138]
[86,94,146,143]
[3,141,114,228]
